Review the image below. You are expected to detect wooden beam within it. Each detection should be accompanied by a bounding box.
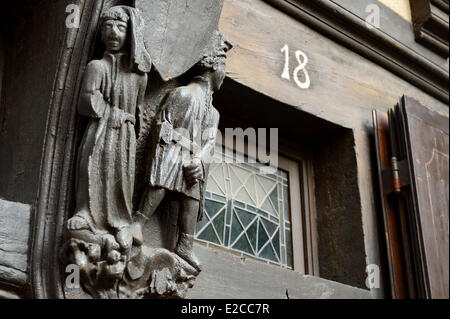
[262,0,449,104]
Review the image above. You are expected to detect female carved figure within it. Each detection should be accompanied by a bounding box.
[66,6,150,279]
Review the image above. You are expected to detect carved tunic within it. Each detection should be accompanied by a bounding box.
[148,83,219,203]
[74,52,147,233]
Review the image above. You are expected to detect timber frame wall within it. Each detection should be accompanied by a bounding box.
[263,0,448,104]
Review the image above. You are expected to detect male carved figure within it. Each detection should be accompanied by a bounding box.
[136,33,231,271]
[66,6,151,274]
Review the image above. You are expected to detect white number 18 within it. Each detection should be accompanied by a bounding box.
[281,44,310,89]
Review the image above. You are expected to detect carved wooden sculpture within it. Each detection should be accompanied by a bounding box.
[64,6,150,299]
[136,32,231,272]
[62,3,231,299]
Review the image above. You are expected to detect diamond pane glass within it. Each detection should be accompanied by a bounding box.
[195,146,293,268]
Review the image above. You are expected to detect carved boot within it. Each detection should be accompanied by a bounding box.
[116,226,133,252]
[131,211,147,246]
[175,233,201,272]
[131,222,143,246]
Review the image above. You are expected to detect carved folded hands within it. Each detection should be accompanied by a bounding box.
[109,107,136,129]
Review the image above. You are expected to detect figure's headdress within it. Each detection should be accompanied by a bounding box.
[100,6,152,73]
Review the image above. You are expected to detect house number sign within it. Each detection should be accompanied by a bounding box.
[281,44,310,89]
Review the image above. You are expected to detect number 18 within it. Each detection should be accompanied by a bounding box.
[281,44,310,89]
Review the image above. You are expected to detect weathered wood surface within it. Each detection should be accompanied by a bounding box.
[187,244,372,299]
[402,96,449,299]
[262,0,448,103]
[136,0,224,80]
[410,0,449,58]
[218,0,448,133]
[0,199,30,287]
[332,0,448,68]
[64,243,371,299]
[373,110,409,298]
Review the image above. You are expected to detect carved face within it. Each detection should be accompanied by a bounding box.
[211,63,226,91]
[101,19,128,53]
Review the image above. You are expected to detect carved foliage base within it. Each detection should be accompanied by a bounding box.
[63,240,199,299]
[119,246,198,299]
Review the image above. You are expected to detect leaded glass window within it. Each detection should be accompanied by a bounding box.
[195,145,294,268]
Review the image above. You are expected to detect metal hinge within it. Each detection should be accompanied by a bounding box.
[382,157,411,195]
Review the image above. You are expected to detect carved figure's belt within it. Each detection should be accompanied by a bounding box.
[157,120,201,155]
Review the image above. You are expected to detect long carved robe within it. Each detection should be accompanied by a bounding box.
[148,83,219,220]
[74,52,148,234]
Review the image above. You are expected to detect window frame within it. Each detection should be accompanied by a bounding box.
[196,131,318,275]
[278,139,319,276]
